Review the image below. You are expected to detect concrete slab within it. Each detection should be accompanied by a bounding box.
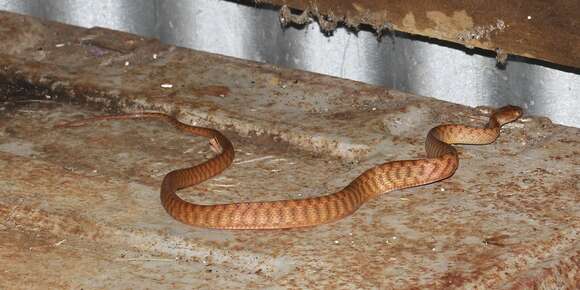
[0,11,578,289]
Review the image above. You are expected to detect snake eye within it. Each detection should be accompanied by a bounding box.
[509,106,523,119]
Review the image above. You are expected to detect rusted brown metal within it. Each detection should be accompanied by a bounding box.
[0,11,578,289]
[267,0,580,68]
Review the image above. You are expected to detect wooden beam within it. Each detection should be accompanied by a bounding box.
[265,0,580,69]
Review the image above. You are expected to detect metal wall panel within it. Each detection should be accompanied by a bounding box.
[1,0,578,127]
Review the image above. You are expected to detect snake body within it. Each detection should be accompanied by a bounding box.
[62,105,522,229]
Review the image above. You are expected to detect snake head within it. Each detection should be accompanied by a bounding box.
[493,105,523,125]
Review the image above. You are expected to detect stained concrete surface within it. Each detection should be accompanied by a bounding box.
[0,11,578,289]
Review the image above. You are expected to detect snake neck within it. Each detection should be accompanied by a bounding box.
[425,128,459,158]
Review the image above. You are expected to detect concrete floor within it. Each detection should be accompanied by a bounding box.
[0,11,578,289]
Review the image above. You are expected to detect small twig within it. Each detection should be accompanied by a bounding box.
[115,258,176,262]
[235,155,274,165]
[270,158,288,162]
[53,239,66,247]
[28,239,67,251]
[210,183,238,188]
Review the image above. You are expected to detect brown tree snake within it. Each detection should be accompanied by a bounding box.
[59,105,522,229]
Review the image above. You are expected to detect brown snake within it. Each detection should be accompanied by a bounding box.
[59,105,522,229]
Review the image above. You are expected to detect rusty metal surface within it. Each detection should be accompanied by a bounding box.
[268,0,580,69]
[0,11,578,289]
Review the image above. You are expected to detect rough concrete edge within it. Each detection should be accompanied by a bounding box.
[0,197,296,280]
[0,55,373,160]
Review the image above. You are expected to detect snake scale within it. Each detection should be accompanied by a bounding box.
[60,105,522,229]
